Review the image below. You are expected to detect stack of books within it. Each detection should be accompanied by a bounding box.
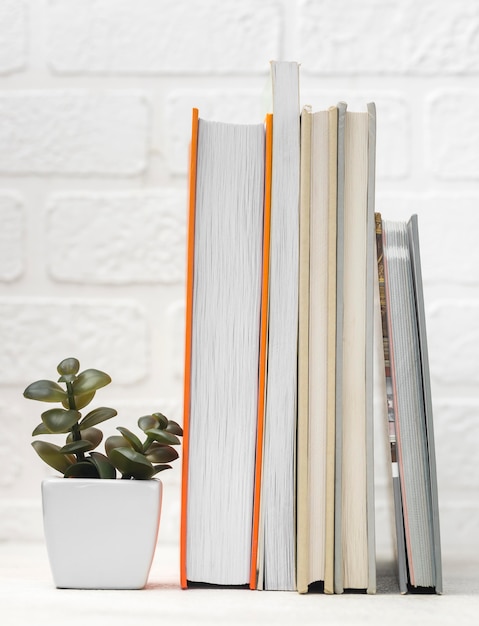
[179,61,442,595]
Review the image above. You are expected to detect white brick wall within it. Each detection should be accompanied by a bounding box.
[0,92,149,174]
[0,194,23,281]
[428,91,479,179]
[47,0,283,74]
[0,1,27,74]
[0,0,476,560]
[46,190,186,284]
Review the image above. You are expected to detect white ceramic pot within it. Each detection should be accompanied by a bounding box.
[41,477,162,589]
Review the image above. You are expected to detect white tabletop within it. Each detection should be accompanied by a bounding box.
[1,542,477,626]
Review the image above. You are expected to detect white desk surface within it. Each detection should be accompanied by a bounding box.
[1,542,477,626]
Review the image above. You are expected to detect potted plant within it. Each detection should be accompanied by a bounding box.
[24,357,183,589]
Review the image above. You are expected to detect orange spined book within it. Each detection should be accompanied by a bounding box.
[180,109,271,588]
[250,113,272,590]
[180,108,199,590]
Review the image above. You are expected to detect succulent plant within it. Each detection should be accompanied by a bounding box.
[24,357,183,480]
[105,412,183,480]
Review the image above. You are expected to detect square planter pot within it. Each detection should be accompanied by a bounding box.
[41,477,162,589]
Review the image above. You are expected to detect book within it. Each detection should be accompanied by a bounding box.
[249,113,273,590]
[296,104,338,595]
[375,213,408,593]
[377,213,443,594]
[334,102,377,594]
[179,62,441,596]
[252,60,301,591]
[180,109,270,587]
[296,99,376,595]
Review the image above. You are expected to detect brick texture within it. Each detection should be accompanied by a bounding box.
[0,0,27,74]
[0,298,149,384]
[0,0,477,554]
[0,193,23,282]
[434,400,479,492]
[0,92,149,175]
[428,299,479,388]
[428,91,479,179]
[299,0,479,74]
[47,190,186,284]
[47,0,282,74]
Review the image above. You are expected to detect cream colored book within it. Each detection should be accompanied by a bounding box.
[296,105,312,594]
[324,105,339,595]
[297,104,338,595]
[334,102,376,594]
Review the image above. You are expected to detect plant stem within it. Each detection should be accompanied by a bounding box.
[143,436,154,453]
[66,381,85,462]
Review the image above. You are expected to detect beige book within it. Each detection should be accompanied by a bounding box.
[296,105,338,594]
[334,102,376,594]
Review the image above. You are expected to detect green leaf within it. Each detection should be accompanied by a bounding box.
[64,460,99,479]
[67,427,103,450]
[152,412,169,429]
[32,422,52,436]
[80,407,117,430]
[105,435,130,455]
[89,452,117,479]
[60,440,94,455]
[72,369,111,395]
[145,428,181,446]
[108,447,155,480]
[57,374,76,383]
[31,441,75,473]
[80,427,103,449]
[146,445,179,464]
[138,414,159,433]
[62,390,96,411]
[41,408,81,433]
[116,427,143,453]
[57,358,80,376]
[24,380,67,403]
[152,464,172,474]
[166,420,184,437]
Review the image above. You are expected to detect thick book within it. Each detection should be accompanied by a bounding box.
[377,213,442,594]
[180,109,271,587]
[334,102,377,594]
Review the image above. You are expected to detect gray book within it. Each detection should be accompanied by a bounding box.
[408,215,443,594]
[379,214,442,594]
